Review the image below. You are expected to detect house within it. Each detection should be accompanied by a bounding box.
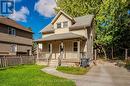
[0,16,33,56]
[35,11,94,66]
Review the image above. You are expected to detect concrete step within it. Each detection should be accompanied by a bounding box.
[49,60,58,67]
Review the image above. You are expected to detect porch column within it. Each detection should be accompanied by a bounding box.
[50,43,52,53]
[78,41,80,59]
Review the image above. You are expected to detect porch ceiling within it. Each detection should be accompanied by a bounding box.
[35,33,86,42]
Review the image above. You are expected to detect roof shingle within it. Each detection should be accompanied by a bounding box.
[0,16,32,33]
[40,11,94,33]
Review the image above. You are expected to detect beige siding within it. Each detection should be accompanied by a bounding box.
[0,32,32,45]
[70,29,87,37]
[17,45,32,52]
[0,43,11,52]
[0,43,32,55]
[53,14,72,34]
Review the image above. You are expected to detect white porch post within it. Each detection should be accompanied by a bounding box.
[78,41,80,59]
[50,43,52,53]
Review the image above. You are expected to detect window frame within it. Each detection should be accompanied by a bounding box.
[10,44,17,52]
[63,21,68,28]
[8,27,16,36]
[73,41,78,52]
[57,22,62,29]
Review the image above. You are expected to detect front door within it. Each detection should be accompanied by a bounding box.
[59,43,64,53]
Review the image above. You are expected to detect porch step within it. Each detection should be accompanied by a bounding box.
[49,60,58,67]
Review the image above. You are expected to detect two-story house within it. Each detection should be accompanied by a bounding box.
[35,11,94,66]
[0,16,33,56]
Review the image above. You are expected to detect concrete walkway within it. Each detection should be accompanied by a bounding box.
[42,62,130,86]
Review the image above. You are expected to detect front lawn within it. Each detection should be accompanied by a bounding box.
[56,66,89,75]
[0,65,75,86]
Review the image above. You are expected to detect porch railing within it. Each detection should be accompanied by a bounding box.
[37,52,53,66]
[58,52,64,66]
[80,52,87,58]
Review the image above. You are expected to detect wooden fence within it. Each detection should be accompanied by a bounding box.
[0,56,36,68]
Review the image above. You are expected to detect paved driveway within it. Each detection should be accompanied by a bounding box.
[42,62,130,86]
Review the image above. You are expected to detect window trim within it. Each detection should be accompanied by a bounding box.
[8,27,16,36]
[10,44,17,52]
[73,41,78,52]
[57,22,62,29]
[63,21,68,28]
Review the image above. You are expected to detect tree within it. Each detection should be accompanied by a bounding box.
[56,0,102,17]
[56,0,130,59]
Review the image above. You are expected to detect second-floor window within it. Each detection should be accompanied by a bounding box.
[57,22,61,28]
[8,27,16,36]
[63,21,68,28]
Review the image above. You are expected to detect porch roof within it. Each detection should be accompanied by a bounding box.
[35,33,86,42]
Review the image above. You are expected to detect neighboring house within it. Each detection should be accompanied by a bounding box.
[35,11,94,66]
[0,16,33,56]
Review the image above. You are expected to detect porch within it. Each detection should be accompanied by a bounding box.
[35,33,87,66]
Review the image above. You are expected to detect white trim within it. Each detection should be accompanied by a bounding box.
[51,10,75,24]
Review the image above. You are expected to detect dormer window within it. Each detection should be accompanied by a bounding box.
[57,22,61,28]
[63,21,68,28]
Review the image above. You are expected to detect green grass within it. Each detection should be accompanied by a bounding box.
[56,66,89,75]
[0,65,75,86]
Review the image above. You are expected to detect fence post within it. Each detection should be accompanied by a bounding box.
[125,49,128,60]
[4,56,7,67]
[0,57,2,68]
[20,56,23,64]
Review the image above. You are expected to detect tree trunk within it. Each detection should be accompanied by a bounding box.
[102,47,107,60]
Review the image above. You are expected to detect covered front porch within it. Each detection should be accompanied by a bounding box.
[36,33,87,66]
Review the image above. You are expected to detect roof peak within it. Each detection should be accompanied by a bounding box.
[51,10,75,24]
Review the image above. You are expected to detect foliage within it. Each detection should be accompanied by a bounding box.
[56,0,130,59]
[0,65,75,86]
[56,66,88,75]
[56,0,102,17]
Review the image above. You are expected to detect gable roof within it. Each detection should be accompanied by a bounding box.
[51,10,75,24]
[40,24,54,33]
[0,16,32,33]
[40,11,94,33]
[70,15,94,30]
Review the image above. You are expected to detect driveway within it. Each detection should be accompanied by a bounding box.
[42,62,130,86]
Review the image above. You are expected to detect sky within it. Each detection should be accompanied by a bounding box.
[1,0,57,40]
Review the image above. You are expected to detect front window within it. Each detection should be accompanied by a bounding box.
[57,22,61,28]
[10,44,17,52]
[73,42,78,51]
[8,27,16,36]
[63,21,68,28]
